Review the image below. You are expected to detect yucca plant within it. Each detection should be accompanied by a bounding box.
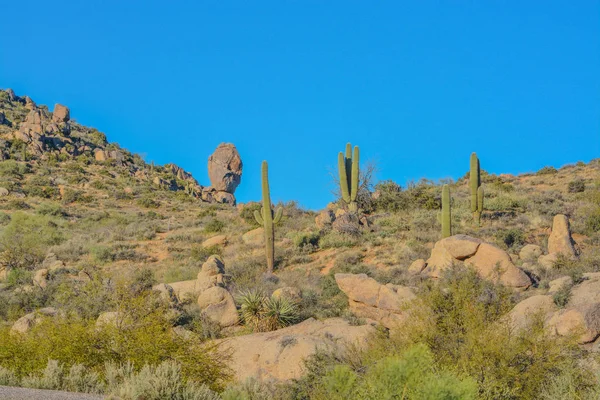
[237,290,299,332]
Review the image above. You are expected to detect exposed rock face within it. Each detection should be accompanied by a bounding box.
[408,259,427,274]
[202,235,227,248]
[507,295,558,331]
[548,214,578,258]
[538,253,558,269]
[508,273,600,344]
[208,143,242,193]
[52,104,70,123]
[213,191,236,205]
[11,307,58,334]
[220,317,375,382]
[197,286,238,327]
[242,227,264,246]
[154,283,178,305]
[335,273,415,329]
[548,276,573,294]
[315,209,335,229]
[6,88,17,101]
[197,255,226,291]
[519,244,543,261]
[33,268,49,289]
[423,235,531,289]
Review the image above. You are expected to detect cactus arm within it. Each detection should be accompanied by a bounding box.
[254,210,264,225]
[273,207,283,224]
[477,186,484,213]
[338,152,351,203]
[350,146,359,202]
[441,184,452,238]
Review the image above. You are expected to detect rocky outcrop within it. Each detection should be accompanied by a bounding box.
[548,214,578,258]
[422,235,532,289]
[206,143,242,204]
[52,104,70,123]
[315,209,335,230]
[202,235,227,248]
[197,255,226,291]
[242,227,264,246]
[197,286,238,327]
[335,273,416,329]
[220,317,375,382]
[519,244,543,261]
[11,307,58,334]
[508,273,600,344]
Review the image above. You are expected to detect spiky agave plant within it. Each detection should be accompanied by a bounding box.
[262,296,299,331]
[238,290,266,332]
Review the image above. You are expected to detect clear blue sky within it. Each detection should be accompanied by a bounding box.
[1,1,598,210]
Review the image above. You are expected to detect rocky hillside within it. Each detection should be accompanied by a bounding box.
[0,89,600,399]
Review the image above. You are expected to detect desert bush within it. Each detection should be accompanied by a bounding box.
[239,202,262,226]
[204,218,225,233]
[495,228,525,249]
[137,196,160,209]
[36,202,66,217]
[568,179,586,193]
[537,166,558,175]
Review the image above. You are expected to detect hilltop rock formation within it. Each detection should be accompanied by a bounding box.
[220,317,375,382]
[205,143,242,205]
[422,235,532,289]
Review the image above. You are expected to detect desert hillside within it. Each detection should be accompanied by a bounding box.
[0,89,600,399]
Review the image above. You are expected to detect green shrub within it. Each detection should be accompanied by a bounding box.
[36,202,66,217]
[239,202,262,226]
[537,166,558,175]
[495,228,525,249]
[568,179,586,193]
[293,232,320,250]
[137,197,160,209]
[204,219,225,234]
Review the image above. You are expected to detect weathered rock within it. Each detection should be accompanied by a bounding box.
[167,280,201,301]
[197,255,226,291]
[33,269,49,289]
[42,253,66,272]
[548,276,573,294]
[24,96,36,109]
[519,244,543,261]
[202,235,227,248]
[11,307,58,334]
[197,286,238,327]
[52,104,70,123]
[335,273,415,329]
[207,143,242,193]
[408,259,427,274]
[0,188,9,196]
[507,295,558,331]
[464,243,532,289]
[332,212,360,235]
[153,283,178,305]
[94,149,107,161]
[242,228,264,246]
[213,191,236,205]
[315,209,335,229]
[440,235,483,259]
[219,317,375,382]
[6,89,17,101]
[272,287,302,302]
[548,214,578,258]
[538,253,558,269]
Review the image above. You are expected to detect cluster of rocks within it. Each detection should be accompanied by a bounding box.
[509,272,600,344]
[153,255,238,328]
[526,214,579,270]
[411,234,532,289]
[0,89,243,205]
[315,205,371,233]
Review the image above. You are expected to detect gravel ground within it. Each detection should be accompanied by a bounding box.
[0,386,103,399]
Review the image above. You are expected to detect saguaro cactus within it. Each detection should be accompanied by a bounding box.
[470,152,484,225]
[338,143,360,212]
[254,161,283,274]
[441,184,451,238]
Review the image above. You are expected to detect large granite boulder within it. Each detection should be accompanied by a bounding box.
[207,143,242,193]
[548,214,578,259]
[335,273,416,329]
[197,286,238,327]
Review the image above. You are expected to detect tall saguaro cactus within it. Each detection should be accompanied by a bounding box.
[470,152,484,225]
[254,161,283,274]
[338,143,360,212]
[441,184,451,238]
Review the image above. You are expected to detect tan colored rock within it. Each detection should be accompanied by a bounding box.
[197,286,238,327]
[519,244,543,261]
[272,287,302,302]
[220,317,375,382]
[242,227,264,246]
[197,255,226,291]
[94,149,107,161]
[548,214,578,258]
[440,235,483,259]
[202,235,227,248]
[0,267,6,282]
[334,273,415,329]
[0,188,9,196]
[548,276,573,294]
[52,104,70,123]
[213,191,236,205]
[538,253,558,269]
[408,259,427,274]
[315,209,335,229]
[167,280,201,301]
[153,283,178,304]
[507,295,558,331]
[33,269,49,289]
[424,242,454,278]
[207,143,242,193]
[465,243,531,289]
[11,307,58,334]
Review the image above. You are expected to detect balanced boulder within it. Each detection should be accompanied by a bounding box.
[208,143,242,194]
[548,214,578,258]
